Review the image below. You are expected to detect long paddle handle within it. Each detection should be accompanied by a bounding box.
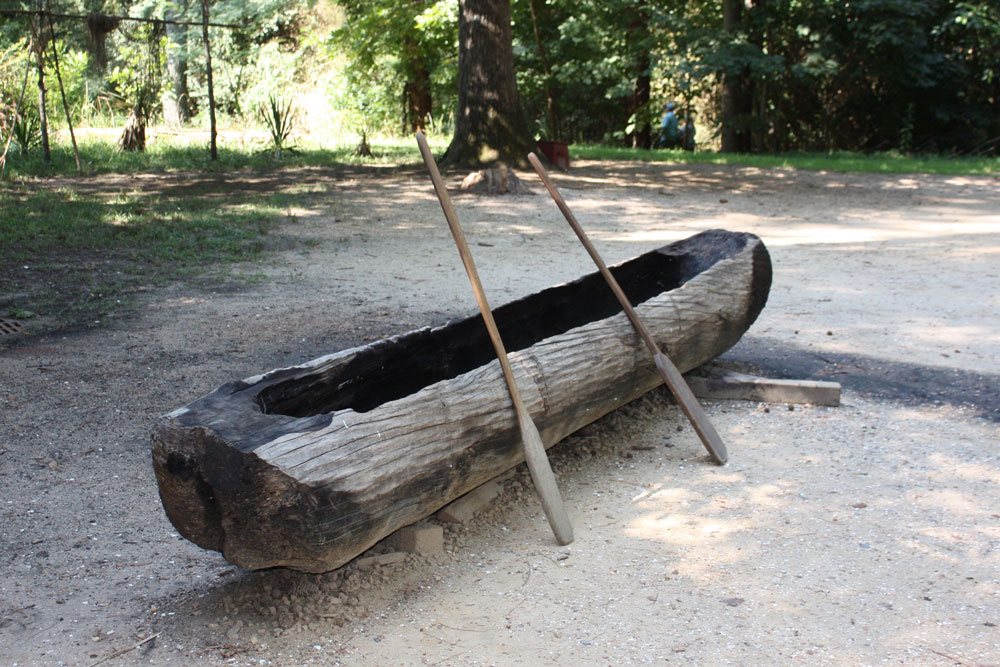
[416,133,574,544]
[528,152,728,465]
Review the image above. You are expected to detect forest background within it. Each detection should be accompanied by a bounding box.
[1,0,998,167]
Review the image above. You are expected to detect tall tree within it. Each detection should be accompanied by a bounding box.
[626,0,653,149]
[442,0,536,168]
[162,0,192,125]
[526,0,561,140]
[719,0,750,152]
[402,34,433,132]
[200,0,217,159]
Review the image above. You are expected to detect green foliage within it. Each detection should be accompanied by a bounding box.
[663,0,1000,154]
[0,39,44,160]
[1,39,33,136]
[521,0,1000,153]
[512,0,668,142]
[93,0,326,125]
[329,0,457,133]
[325,56,398,139]
[49,43,92,124]
[258,94,296,157]
[2,0,997,156]
[106,21,164,115]
[10,114,41,154]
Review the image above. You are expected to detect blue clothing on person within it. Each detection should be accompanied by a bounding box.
[659,103,679,147]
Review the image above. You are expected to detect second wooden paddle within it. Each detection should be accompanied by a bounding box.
[416,133,574,544]
[528,152,728,465]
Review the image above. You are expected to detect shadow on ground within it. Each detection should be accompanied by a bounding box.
[723,335,999,422]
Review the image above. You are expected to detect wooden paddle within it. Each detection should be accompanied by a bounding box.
[416,133,574,544]
[528,152,728,465]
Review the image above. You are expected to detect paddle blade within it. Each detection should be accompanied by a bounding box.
[518,416,574,545]
[653,352,728,465]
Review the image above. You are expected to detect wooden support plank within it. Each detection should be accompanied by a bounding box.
[686,368,841,406]
[436,481,502,524]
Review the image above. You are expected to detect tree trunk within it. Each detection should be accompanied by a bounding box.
[627,2,652,149]
[405,67,432,133]
[443,0,536,169]
[163,2,192,125]
[200,0,217,160]
[632,50,652,149]
[720,0,750,153]
[30,12,51,163]
[750,0,770,153]
[528,0,561,140]
[152,231,772,572]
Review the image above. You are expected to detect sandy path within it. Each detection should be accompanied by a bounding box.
[1,161,998,665]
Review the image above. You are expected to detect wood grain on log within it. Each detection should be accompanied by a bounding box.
[152,229,771,572]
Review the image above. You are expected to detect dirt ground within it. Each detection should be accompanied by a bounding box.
[2,159,999,666]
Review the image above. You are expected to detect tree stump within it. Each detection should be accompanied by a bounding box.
[353,131,373,157]
[117,106,145,152]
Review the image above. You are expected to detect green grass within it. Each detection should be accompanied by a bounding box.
[573,145,1000,176]
[2,128,994,333]
[0,183,312,329]
[1,189,294,265]
[1,132,433,179]
[3,129,996,178]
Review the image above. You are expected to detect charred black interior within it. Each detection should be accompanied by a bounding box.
[256,231,750,418]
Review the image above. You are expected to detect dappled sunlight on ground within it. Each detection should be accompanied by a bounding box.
[5,159,998,666]
[542,392,1000,664]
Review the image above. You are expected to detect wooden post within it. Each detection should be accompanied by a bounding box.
[46,11,80,170]
[200,0,217,160]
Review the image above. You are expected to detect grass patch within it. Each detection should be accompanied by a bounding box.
[1,131,435,179]
[573,145,1000,176]
[3,130,995,179]
[2,128,993,333]
[1,189,286,266]
[0,183,314,330]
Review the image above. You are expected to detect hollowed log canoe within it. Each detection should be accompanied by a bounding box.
[152,229,771,572]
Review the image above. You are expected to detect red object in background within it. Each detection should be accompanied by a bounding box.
[536,140,570,171]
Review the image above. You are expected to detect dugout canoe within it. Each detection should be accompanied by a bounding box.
[152,229,771,573]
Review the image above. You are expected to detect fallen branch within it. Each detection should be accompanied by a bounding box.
[88,632,160,666]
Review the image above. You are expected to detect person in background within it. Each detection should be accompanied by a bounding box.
[659,102,679,148]
[680,113,696,151]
